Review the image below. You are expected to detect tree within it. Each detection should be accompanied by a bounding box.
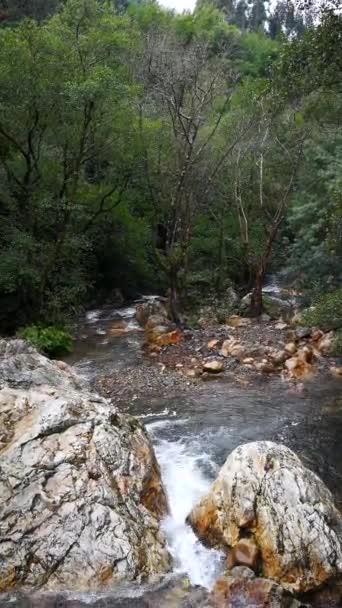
[0,0,64,24]
[248,0,267,32]
[134,5,243,321]
[0,0,138,327]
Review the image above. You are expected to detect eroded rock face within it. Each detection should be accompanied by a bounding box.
[0,341,171,591]
[187,441,342,594]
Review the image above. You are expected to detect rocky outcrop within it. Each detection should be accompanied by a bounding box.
[0,570,306,608]
[187,441,342,594]
[0,340,171,591]
[135,297,168,328]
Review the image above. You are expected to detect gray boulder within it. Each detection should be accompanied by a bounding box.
[240,293,292,319]
[0,341,171,591]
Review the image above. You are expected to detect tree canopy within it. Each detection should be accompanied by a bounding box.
[0,0,341,329]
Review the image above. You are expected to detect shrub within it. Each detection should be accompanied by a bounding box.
[332,329,342,357]
[18,325,73,357]
[301,288,342,332]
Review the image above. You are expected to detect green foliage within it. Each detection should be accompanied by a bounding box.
[332,329,342,357]
[18,325,73,356]
[239,32,279,77]
[301,289,342,332]
[0,0,340,331]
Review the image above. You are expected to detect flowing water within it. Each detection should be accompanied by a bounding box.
[63,300,342,591]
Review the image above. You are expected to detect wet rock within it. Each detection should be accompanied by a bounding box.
[0,576,210,607]
[227,538,260,571]
[108,319,128,335]
[0,341,171,591]
[210,572,298,608]
[203,360,224,374]
[187,441,342,594]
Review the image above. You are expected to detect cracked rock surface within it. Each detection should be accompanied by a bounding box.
[0,340,171,591]
[187,441,342,593]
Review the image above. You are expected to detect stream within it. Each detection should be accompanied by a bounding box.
[63,299,342,592]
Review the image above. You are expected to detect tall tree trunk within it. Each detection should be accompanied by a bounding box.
[216,209,225,294]
[250,270,264,317]
[168,276,182,327]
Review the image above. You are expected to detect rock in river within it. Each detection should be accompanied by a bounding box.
[0,340,171,591]
[187,441,342,594]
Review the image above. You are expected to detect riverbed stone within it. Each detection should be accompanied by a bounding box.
[0,340,171,591]
[203,360,224,373]
[187,441,342,594]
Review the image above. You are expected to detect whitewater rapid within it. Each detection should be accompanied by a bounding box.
[147,420,224,588]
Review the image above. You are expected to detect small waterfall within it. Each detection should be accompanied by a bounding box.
[150,432,224,588]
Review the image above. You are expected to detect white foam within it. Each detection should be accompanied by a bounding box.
[154,439,224,588]
[117,306,136,319]
[138,408,176,420]
[85,309,102,323]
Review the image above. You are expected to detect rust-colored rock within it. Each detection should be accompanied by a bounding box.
[285,342,297,355]
[208,339,220,349]
[211,571,292,608]
[311,328,324,342]
[155,329,182,346]
[284,356,313,379]
[227,538,260,571]
[318,332,333,353]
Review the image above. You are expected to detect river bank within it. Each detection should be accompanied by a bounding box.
[1,299,341,607]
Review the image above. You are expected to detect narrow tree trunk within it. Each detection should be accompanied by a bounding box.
[250,270,264,317]
[216,211,225,294]
[169,282,182,326]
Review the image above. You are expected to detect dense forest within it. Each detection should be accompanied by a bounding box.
[0,0,341,339]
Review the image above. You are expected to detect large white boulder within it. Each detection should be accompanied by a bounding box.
[187,441,342,593]
[0,341,171,591]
